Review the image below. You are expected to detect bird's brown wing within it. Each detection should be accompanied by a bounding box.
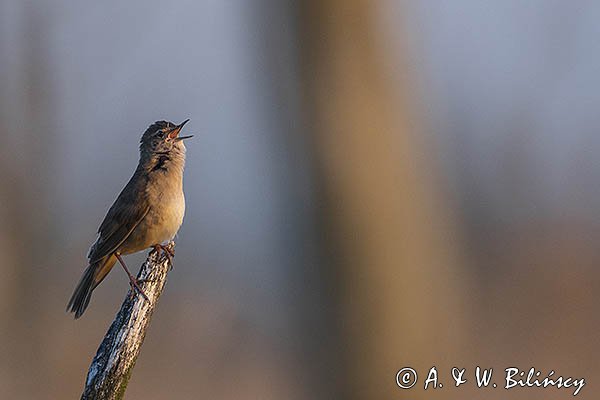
[88,170,150,263]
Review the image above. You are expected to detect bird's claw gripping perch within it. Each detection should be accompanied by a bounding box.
[127,278,149,302]
[115,252,149,302]
[153,242,175,270]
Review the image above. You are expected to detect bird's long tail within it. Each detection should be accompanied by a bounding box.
[67,254,117,318]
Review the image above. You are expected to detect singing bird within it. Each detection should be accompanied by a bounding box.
[67,120,192,318]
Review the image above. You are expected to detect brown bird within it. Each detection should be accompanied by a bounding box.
[67,119,192,318]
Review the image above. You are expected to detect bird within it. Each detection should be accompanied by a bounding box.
[67,119,193,318]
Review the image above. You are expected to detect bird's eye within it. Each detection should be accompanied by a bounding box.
[157,131,165,138]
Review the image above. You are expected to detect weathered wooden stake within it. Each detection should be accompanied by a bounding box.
[80,243,173,400]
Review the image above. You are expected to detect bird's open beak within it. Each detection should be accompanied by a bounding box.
[169,119,193,141]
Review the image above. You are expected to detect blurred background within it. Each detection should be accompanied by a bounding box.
[0,0,598,399]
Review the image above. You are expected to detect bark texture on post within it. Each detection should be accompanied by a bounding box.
[81,244,173,400]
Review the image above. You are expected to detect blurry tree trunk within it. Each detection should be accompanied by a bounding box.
[81,248,172,400]
[0,2,59,398]
[298,1,467,399]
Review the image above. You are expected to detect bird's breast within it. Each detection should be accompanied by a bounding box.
[149,184,186,243]
[122,172,186,253]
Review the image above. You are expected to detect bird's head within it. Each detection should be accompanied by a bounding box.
[140,119,192,155]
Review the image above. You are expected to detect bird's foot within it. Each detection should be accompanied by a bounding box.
[115,252,150,302]
[153,242,175,269]
[127,277,149,302]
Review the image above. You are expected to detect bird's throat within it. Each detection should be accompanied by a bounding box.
[151,154,170,172]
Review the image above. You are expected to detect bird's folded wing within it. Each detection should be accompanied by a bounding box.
[88,171,150,263]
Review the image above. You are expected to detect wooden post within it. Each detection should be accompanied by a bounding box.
[80,244,173,400]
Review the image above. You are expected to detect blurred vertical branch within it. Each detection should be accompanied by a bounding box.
[298,1,467,399]
[0,2,58,397]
